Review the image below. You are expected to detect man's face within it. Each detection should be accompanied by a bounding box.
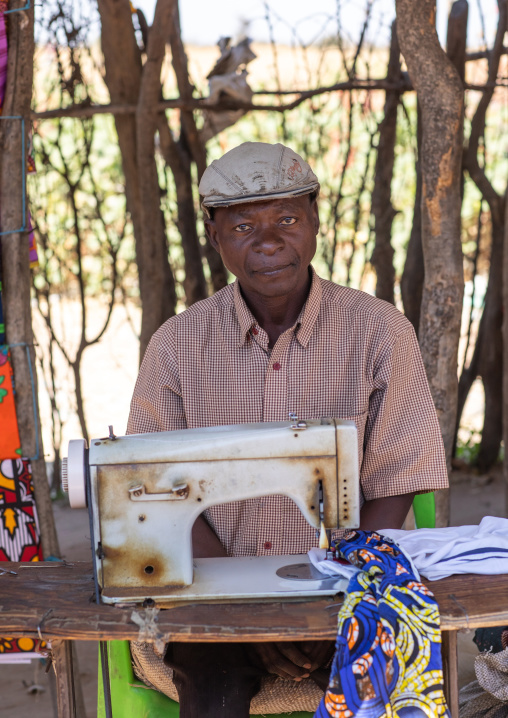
[205,195,319,300]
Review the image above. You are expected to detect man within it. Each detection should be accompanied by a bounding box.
[127,142,448,717]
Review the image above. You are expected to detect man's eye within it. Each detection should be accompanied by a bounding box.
[234,224,251,232]
[280,217,296,225]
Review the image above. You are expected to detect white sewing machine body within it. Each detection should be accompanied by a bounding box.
[64,419,360,605]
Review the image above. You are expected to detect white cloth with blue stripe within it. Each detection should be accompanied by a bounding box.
[308,516,508,581]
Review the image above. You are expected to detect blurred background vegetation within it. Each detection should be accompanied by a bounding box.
[27,0,508,494]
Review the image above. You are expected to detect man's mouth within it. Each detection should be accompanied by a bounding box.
[253,264,292,275]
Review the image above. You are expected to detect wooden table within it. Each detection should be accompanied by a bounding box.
[1,561,507,717]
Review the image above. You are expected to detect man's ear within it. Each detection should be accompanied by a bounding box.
[311,198,320,235]
[204,218,220,253]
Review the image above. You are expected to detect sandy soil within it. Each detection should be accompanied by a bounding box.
[1,468,505,717]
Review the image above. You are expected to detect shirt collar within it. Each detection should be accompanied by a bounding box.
[233,281,258,347]
[295,266,322,348]
[233,265,322,348]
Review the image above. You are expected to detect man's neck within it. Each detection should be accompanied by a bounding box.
[239,272,312,349]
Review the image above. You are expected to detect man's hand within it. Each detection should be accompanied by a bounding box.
[251,640,334,681]
[299,640,335,672]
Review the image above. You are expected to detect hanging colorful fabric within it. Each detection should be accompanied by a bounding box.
[0,457,42,562]
[0,348,22,459]
[27,211,38,267]
[0,457,45,660]
[27,127,36,174]
[0,0,45,663]
[315,530,450,718]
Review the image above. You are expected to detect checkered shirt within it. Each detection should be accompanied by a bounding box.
[127,267,448,557]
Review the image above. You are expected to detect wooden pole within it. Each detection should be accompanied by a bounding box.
[441,630,459,718]
[395,0,465,527]
[370,20,402,305]
[0,7,87,716]
[0,0,60,558]
[503,186,508,516]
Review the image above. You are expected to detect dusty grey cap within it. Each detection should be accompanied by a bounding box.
[199,141,320,217]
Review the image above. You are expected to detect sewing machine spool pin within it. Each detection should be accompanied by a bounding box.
[289,412,307,431]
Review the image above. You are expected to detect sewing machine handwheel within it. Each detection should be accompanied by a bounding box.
[62,439,87,508]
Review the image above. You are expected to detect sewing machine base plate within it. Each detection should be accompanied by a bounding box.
[101,554,348,605]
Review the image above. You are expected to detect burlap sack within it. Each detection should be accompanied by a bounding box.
[459,648,508,718]
[130,641,323,714]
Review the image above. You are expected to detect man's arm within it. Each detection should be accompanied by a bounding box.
[192,515,227,558]
[127,326,186,435]
[359,492,415,531]
[360,325,448,505]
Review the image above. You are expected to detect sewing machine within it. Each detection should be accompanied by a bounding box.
[62,418,360,605]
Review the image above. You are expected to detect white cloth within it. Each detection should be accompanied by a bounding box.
[381,516,508,580]
[308,547,360,580]
[308,517,508,582]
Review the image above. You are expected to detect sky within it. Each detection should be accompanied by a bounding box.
[130,0,498,50]
[35,0,499,53]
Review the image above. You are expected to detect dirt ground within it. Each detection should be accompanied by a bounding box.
[1,469,506,718]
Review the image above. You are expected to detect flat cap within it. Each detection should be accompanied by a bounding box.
[199,142,320,216]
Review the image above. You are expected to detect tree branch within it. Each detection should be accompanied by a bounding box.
[31,76,508,121]
[464,0,507,225]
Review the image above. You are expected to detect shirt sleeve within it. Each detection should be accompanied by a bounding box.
[126,322,187,435]
[360,325,449,501]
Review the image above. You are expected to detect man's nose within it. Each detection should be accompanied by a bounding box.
[251,227,284,253]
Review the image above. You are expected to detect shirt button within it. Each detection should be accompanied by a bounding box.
[264,541,272,550]
[273,362,281,371]
[252,327,258,335]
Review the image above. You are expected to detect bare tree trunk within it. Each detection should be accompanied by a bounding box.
[403,0,467,336]
[166,1,228,293]
[153,0,209,306]
[446,0,469,84]
[0,0,60,558]
[370,21,401,304]
[97,0,144,259]
[503,186,508,516]
[98,0,177,361]
[477,219,504,469]
[455,219,504,469]
[135,0,178,360]
[158,120,208,305]
[462,0,508,469]
[396,0,465,527]
[0,13,88,716]
[400,106,424,333]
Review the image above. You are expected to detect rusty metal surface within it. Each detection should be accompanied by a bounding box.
[86,419,360,602]
[96,457,338,589]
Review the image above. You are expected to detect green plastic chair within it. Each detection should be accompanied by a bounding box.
[413,492,436,529]
[98,640,179,717]
[98,494,434,716]
[98,639,313,717]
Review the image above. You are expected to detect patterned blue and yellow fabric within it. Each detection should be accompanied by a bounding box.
[315,530,450,718]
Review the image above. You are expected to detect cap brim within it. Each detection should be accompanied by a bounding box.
[201,182,320,217]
